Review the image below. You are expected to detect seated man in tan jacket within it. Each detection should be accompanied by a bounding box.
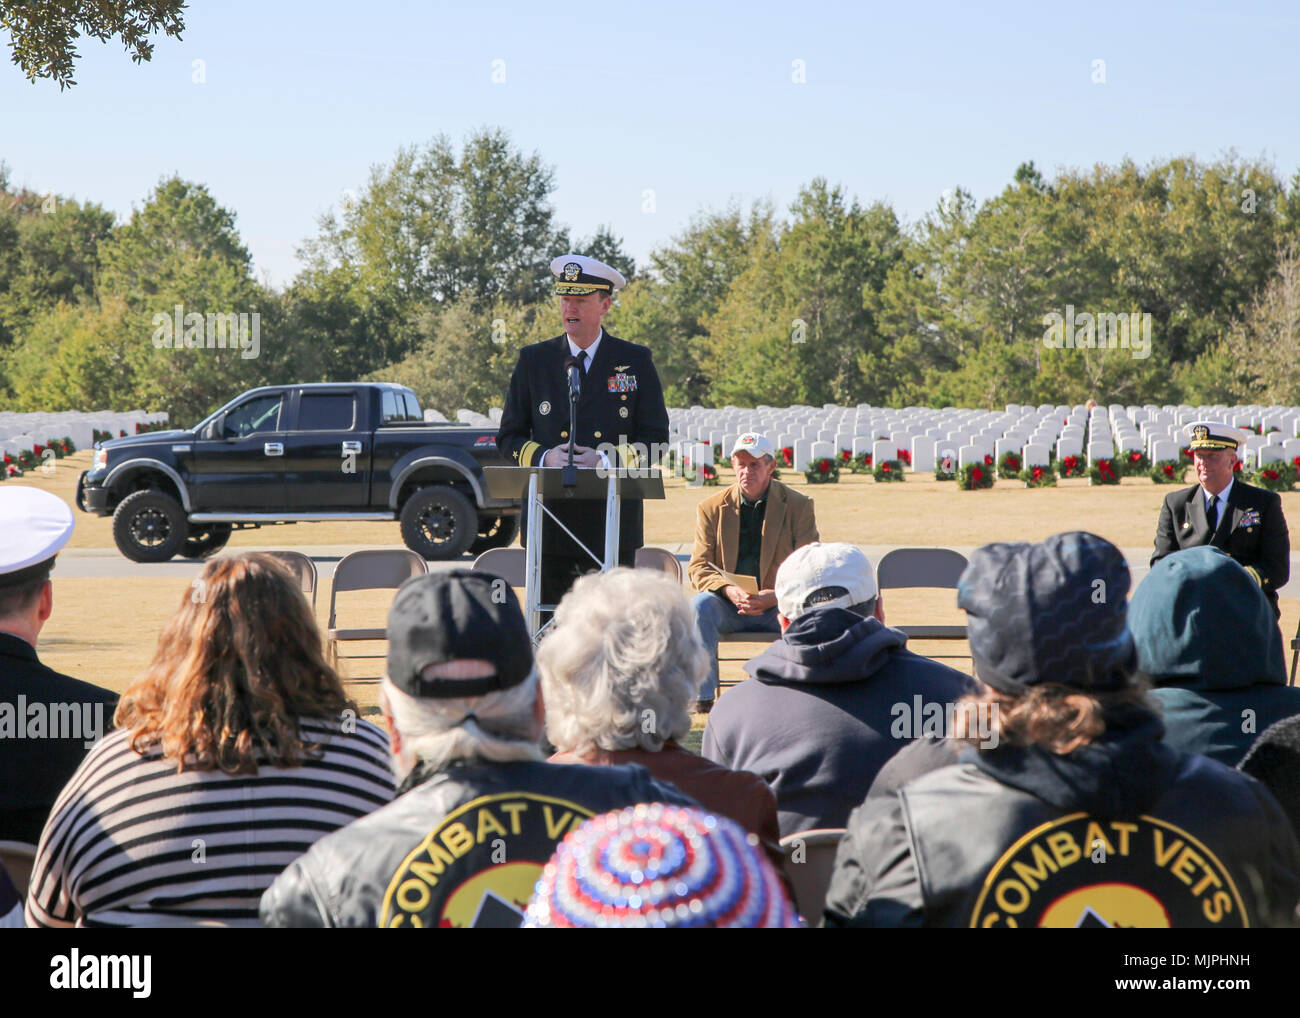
[689,433,819,710]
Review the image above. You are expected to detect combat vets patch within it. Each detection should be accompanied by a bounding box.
[538,401,551,416]
[382,792,597,928]
[969,813,1247,928]
[607,372,637,393]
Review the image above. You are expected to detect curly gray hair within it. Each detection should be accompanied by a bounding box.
[538,567,707,757]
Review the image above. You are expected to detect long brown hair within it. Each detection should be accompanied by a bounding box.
[957,682,1157,756]
[116,554,356,773]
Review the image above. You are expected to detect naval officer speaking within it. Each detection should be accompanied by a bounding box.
[496,254,669,615]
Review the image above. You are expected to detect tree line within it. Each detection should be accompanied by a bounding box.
[2,131,1299,426]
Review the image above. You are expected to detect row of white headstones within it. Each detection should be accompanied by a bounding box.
[664,404,1300,475]
[0,411,170,465]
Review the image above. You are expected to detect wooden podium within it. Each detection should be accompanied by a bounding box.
[482,465,665,641]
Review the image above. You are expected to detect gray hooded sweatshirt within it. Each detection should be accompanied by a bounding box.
[700,607,974,836]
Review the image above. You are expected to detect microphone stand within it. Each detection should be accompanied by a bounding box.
[563,357,580,492]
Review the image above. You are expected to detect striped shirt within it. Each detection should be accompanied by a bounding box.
[25,716,395,927]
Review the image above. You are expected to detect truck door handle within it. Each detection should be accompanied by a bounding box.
[264,442,284,456]
[341,441,362,454]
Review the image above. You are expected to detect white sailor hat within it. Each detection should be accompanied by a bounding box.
[1183,421,1248,452]
[551,254,627,296]
[0,487,74,586]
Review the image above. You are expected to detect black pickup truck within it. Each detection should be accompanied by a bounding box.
[76,382,520,563]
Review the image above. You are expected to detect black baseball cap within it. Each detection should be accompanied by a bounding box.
[386,570,533,699]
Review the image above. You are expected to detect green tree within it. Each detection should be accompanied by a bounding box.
[617,200,775,405]
[702,181,904,407]
[0,190,115,345]
[301,129,566,311]
[1195,243,1300,404]
[93,177,272,422]
[294,129,568,382]
[4,296,138,411]
[1,0,186,89]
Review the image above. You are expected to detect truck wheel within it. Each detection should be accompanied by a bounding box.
[400,485,476,560]
[112,490,189,563]
[178,523,233,559]
[468,515,520,555]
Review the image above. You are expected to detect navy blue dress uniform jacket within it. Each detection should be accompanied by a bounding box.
[496,332,669,559]
[1151,479,1290,613]
[1,632,118,846]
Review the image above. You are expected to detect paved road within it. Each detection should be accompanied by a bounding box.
[50,543,1300,598]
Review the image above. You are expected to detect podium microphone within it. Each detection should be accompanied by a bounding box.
[565,356,582,401]
[563,356,580,490]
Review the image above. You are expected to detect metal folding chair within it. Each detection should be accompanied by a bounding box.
[471,547,527,587]
[326,549,428,676]
[259,550,318,610]
[779,828,847,925]
[634,546,684,584]
[875,548,970,645]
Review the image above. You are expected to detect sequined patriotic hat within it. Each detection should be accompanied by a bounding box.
[523,804,803,928]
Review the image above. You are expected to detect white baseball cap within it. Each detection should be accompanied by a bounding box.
[729,433,776,460]
[776,542,878,620]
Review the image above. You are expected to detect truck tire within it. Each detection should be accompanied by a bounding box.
[400,485,476,560]
[468,514,520,555]
[112,490,189,563]
[178,523,233,559]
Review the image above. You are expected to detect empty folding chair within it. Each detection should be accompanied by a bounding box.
[471,547,527,587]
[875,548,970,651]
[326,550,428,675]
[634,546,684,584]
[260,550,318,610]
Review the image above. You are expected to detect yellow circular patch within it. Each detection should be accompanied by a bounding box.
[969,813,1248,928]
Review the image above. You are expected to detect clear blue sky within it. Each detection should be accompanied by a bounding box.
[3,0,1297,287]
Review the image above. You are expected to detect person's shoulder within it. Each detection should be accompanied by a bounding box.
[0,647,117,706]
[696,483,738,516]
[602,332,654,361]
[1234,478,1283,508]
[297,715,393,763]
[516,335,566,361]
[772,478,813,508]
[541,758,699,808]
[899,758,1002,802]
[890,644,976,687]
[1163,484,1198,507]
[671,744,771,798]
[1162,740,1273,802]
[867,736,963,800]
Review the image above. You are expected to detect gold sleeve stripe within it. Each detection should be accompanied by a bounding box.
[519,440,544,467]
